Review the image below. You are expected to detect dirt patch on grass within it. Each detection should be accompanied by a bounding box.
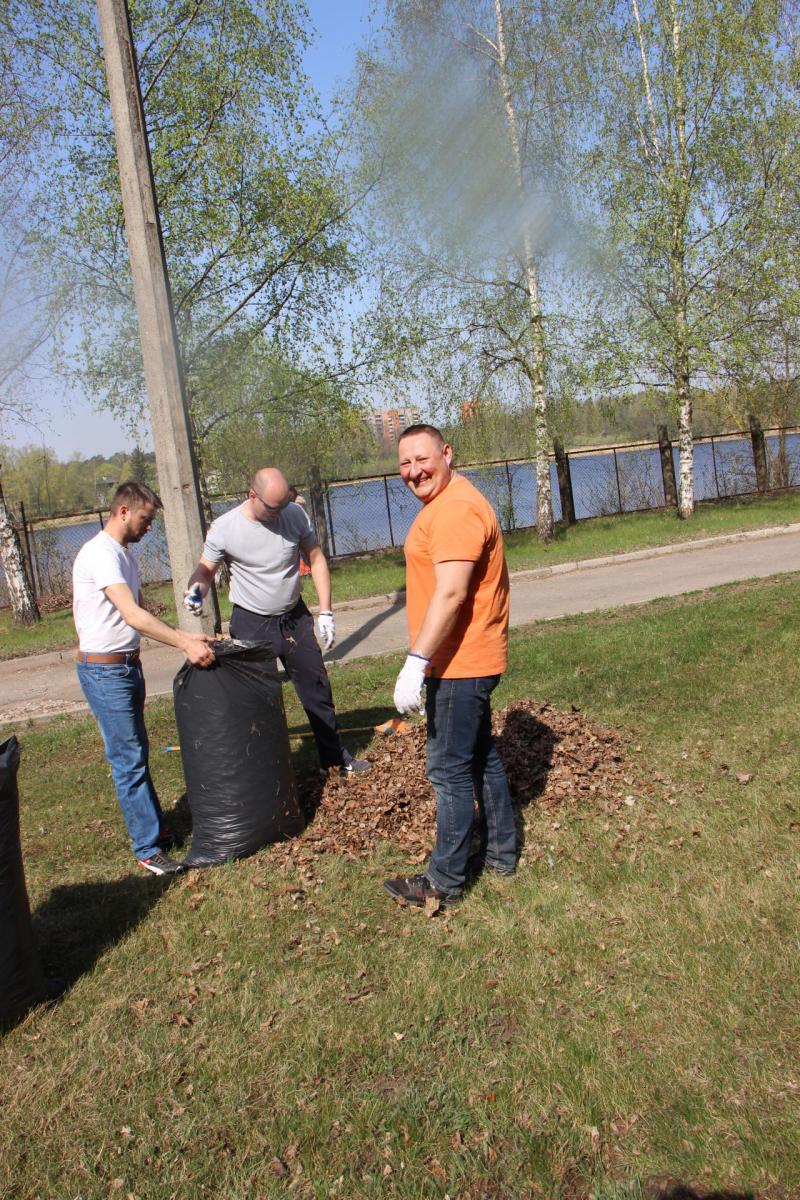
[279,699,633,862]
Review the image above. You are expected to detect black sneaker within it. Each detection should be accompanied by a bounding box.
[320,750,372,777]
[383,873,455,907]
[138,851,186,877]
[342,749,371,774]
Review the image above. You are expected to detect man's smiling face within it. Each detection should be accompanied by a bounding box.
[398,432,453,504]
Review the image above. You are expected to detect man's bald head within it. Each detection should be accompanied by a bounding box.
[247,467,292,521]
[250,467,290,507]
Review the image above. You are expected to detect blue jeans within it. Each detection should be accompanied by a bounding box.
[425,675,517,895]
[76,658,163,861]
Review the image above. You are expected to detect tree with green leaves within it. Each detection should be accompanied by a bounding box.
[5,0,364,478]
[583,0,782,518]
[710,9,800,484]
[356,0,589,541]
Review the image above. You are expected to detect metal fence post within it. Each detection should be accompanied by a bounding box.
[383,476,395,547]
[308,464,330,558]
[17,501,38,603]
[710,436,722,497]
[325,488,337,558]
[657,425,678,507]
[553,439,576,525]
[748,413,768,492]
[612,448,624,513]
[504,460,517,530]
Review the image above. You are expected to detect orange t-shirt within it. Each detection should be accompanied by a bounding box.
[404,473,510,678]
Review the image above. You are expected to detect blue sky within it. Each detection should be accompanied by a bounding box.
[7,0,376,460]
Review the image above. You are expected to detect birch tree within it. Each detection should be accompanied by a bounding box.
[712,9,800,483]
[358,0,584,541]
[0,469,39,626]
[584,0,780,518]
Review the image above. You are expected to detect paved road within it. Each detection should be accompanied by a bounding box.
[2,523,799,726]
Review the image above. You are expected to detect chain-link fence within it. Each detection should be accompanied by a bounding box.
[2,425,799,609]
[0,507,176,611]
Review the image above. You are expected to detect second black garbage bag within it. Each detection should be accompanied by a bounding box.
[0,735,48,1027]
[174,640,303,867]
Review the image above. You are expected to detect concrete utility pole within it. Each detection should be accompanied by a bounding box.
[96,0,219,634]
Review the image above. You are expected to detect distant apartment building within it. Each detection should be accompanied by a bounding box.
[366,405,421,448]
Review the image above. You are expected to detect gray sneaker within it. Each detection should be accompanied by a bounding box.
[138,851,186,876]
[342,749,371,774]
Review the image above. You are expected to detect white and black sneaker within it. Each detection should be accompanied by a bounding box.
[342,749,371,774]
[137,851,186,877]
[320,750,371,777]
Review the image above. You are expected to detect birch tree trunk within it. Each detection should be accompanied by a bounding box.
[0,477,40,627]
[670,0,694,519]
[493,0,554,543]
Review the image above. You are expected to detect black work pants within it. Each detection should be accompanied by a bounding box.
[229,599,344,769]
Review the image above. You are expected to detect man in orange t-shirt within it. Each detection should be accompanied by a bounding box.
[383,425,517,907]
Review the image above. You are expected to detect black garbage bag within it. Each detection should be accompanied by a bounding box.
[174,640,303,867]
[0,735,47,1026]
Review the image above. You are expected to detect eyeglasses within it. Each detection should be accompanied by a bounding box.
[251,488,289,514]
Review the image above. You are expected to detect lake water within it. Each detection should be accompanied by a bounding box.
[4,432,798,604]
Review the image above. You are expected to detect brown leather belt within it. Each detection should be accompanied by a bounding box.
[76,649,141,665]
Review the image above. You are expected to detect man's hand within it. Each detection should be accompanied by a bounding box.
[317,611,335,651]
[393,653,429,715]
[181,632,216,668]
[184,583,204,616]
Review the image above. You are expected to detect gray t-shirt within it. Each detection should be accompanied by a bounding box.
[202,502,318,615]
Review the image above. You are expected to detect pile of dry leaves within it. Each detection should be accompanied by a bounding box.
[289,699,633,861]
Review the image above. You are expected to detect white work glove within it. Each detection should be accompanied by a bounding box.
[317,610,335,651]
[183,583,204,616]
[393,653,430,715]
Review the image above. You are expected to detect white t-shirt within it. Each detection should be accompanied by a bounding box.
[72,531,141,653]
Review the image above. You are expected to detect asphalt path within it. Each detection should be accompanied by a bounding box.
[2,523,799,726]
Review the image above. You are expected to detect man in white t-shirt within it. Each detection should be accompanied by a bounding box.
[73,482,215,876]
[185,467,370,776]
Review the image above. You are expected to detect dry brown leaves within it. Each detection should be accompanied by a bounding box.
[278,699,632,862]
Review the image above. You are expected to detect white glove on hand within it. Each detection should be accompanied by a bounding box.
[183,583,204,616]
[393,653,430,715]
[317,610,335,651]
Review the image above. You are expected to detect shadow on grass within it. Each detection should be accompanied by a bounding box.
[32,872,171,987]
[288,703,396,776]
[495,705,558,864]
[289,704,398,824]
[647,1183,755,1200]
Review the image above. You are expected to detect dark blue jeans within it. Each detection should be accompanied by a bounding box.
[76,657,163,861]
[425,674,517,895]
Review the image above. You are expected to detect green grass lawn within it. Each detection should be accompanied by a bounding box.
[3,489,800,662]
[1,576,799,1197]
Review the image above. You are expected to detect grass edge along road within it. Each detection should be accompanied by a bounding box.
[3,489,800,660]
[2,574,799,1198]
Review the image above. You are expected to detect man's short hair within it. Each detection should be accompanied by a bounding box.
[398,423,445,446]
[109,481,162,514]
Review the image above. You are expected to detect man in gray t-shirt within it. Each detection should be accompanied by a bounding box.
[185,467,370,776]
